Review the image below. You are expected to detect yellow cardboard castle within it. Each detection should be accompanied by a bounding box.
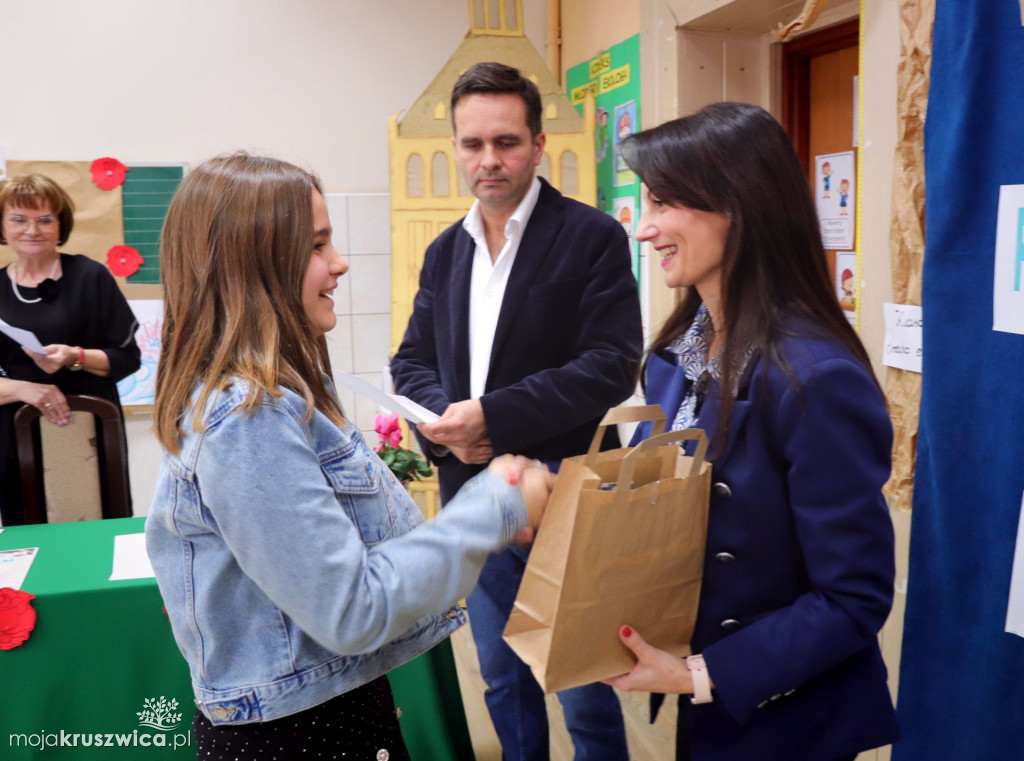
[389,0,596,355]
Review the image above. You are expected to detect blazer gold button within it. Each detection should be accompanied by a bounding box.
[715,552,736,563]
[712,482,732,498]
[720,618,741,631]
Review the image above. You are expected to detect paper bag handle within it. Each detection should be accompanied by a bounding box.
[612,428,709,507]
[585,405,668,466]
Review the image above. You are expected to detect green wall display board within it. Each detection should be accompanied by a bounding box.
[123,165,183,285]
[566,35,641,279]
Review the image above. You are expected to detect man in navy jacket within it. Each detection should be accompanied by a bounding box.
[392,62,642,760]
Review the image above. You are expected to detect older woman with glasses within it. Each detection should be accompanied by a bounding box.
[0,173,141,524]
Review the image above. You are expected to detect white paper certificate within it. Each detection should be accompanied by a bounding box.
[0,318,46,354]
[0,547,39,590]
[333,371,440,424]
[109,533,155,581]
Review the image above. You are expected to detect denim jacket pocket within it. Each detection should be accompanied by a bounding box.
[320,437,398,545]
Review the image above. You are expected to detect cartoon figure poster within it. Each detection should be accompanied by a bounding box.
[117,299,163,407]
[613,101,637,186]
[613,196,636,245]
[835,251,858,328]
[815,151,856,250]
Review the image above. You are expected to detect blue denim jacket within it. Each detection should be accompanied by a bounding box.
[145,380,526,725]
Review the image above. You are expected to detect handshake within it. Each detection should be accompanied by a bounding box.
[488,455,555,546]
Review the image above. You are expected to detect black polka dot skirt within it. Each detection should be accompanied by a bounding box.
[192,676,411,761]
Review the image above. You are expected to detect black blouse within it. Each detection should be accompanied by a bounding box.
[0,254,141,523]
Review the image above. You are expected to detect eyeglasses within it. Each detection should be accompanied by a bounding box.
[3,216,58,232]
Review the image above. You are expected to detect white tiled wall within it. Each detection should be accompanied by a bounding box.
[324,193,393,442]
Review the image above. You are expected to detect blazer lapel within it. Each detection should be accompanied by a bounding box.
[488,180,564,380]
[449,227,475,399]
[699,374,753,465]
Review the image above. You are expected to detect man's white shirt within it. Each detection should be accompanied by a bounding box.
[463,176,542,400]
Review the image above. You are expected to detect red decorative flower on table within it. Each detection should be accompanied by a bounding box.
[90,157,129,190]
[107,245,144,278]
[0,587,37,650]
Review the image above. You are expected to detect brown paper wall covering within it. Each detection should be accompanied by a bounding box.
[884,0,933,512]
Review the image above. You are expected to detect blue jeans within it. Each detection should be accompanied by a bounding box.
[465,545,629,761]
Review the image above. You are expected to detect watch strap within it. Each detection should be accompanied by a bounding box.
[687,654,713,704]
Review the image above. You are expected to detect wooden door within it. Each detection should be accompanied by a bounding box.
[782,21,859,288]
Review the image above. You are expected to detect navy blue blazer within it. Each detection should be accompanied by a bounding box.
[392,179,643,503]
[635,330,900,760]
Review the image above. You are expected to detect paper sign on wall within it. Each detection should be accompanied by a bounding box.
[993,184,1024,335]
[882,303,923,373]
[836,251,858,328]
[116,300,163,407]
[815,151,856,250]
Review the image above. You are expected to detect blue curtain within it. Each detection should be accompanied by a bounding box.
[894,2,1024,758]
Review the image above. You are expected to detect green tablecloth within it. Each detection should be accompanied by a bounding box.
[0,518,474,760]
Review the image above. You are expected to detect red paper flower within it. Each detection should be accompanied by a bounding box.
[90,157,129,190]
[107,245,144,278]
[0,587,37,650]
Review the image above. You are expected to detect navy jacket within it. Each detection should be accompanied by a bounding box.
[392,178,643,502]
[635,331,900,761]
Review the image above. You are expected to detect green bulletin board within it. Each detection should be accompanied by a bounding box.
[123,165,183,285]
[566,34,641,279]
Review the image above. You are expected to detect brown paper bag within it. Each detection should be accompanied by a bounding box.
[502,405,711,693]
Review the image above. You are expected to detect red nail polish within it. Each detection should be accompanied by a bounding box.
[622,626,632,637]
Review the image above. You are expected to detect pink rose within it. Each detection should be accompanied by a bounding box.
[374,413,402,448]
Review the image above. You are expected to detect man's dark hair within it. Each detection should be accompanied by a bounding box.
[450,61,543,137]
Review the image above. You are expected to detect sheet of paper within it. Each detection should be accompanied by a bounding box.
[0,318,46,354]
[882,303,923,373]
[0,547,39,590]
[109,533,155,581]
[333,371,439,424]
[1006,492,1024,638]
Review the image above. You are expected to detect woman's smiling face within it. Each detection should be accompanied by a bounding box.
[635,188,730,295]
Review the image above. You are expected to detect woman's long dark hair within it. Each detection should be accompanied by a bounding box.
[622,102,877,452]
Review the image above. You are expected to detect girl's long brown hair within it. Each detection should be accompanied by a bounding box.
[154,153,343,453]
[622,103,879,453]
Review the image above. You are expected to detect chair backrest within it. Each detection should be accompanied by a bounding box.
[13,395,131,524]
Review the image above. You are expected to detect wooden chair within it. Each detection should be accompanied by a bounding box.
[13,394,131,524]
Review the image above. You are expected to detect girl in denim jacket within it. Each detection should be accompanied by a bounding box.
[145,153,549,761]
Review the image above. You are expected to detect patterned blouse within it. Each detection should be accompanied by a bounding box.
[666,303,718,431]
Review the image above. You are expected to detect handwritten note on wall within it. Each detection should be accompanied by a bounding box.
[883,303,923,373]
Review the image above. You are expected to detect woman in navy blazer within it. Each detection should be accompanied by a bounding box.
[605,103,900,761]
